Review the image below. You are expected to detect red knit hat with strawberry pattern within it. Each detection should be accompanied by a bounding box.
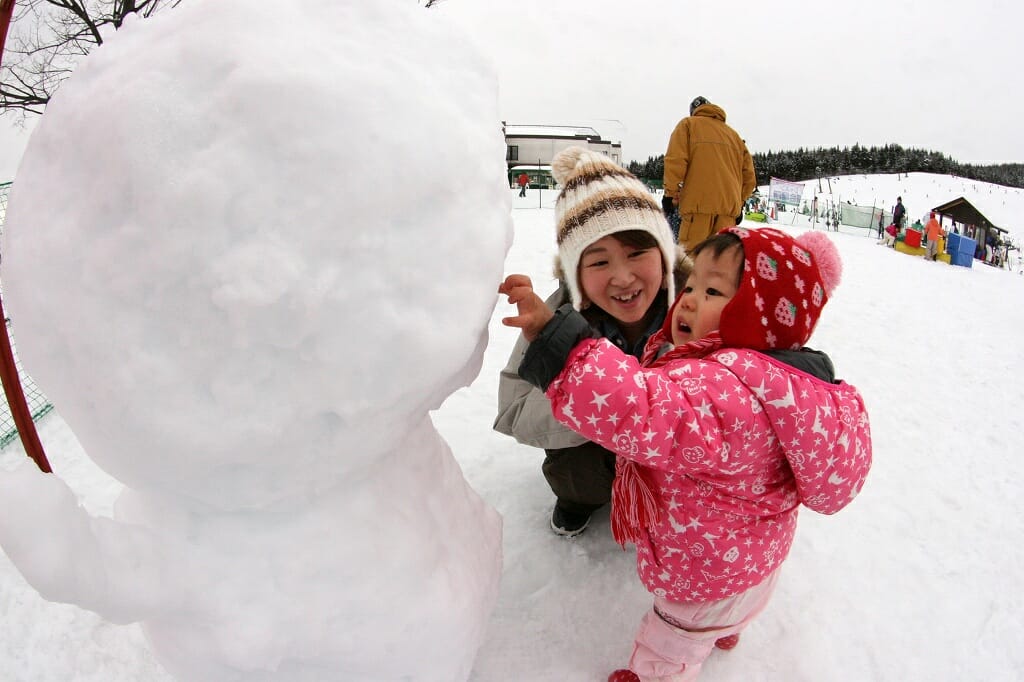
[718,226,842,350]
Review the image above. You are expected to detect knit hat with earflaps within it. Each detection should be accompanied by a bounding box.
[718,226,843,350]
[551,146,677,310]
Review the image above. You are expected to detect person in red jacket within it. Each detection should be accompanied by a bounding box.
[517,171,529,197]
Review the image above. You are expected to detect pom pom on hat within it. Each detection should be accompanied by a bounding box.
[795,230,842,295]
[717,227,842,351]
[551,146,588,186]
[551,146,677,310]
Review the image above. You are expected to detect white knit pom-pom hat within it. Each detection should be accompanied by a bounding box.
[551,146,677,310]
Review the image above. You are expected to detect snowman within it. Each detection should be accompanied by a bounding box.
[0,1,507,680]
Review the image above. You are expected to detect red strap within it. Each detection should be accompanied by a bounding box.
[0,1,13,70]
[0,0,52,473]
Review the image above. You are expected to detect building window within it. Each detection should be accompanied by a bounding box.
[507,145,519,162]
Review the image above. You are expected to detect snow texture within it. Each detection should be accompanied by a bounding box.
[1,0,1024,680]
[0,1,508,680]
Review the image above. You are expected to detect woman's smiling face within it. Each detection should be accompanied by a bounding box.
[578,234,665,330]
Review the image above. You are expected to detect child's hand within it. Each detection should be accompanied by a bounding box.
[498,274,554,342]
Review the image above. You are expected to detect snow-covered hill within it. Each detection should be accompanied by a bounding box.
[778,171,1023,244]
[2,171,1024,681]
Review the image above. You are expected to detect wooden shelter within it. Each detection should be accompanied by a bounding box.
[931,196,1007,260]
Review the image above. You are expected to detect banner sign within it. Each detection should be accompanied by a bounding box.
[768,177,805,206]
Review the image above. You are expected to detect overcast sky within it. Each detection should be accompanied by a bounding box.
[2,0,1022,180]
[442,0,1023,166]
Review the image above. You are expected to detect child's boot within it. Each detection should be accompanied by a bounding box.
[607,670,640,682]
[714,633,740,650]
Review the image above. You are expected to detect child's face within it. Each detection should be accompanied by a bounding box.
[578,235,664,327]
[670,245,742,346]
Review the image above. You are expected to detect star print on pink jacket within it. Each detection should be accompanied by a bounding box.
[545,338,872,603]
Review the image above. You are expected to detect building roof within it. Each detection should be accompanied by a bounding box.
[504,125,602,140]
[931,197,1008,233]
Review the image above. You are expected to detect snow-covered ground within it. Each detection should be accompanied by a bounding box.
[2,170,1024,681]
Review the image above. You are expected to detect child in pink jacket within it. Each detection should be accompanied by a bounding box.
[499,226,872,682]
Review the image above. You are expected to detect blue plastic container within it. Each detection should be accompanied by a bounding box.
[947,234,976,267]
[946,232,961,255]
[957,236,976,256]
[951,250,974,268]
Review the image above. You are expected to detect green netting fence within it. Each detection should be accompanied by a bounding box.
[0,181,54,448]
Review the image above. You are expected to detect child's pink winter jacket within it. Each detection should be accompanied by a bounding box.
[545,338,872,602]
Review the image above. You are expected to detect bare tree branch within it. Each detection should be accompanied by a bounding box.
[1,0,180,120]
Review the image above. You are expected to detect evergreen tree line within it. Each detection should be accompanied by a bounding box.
[627,143,1024,190]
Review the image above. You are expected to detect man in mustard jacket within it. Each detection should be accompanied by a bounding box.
[662,96,757,251]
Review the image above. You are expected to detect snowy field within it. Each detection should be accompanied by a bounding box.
[767,170,1022,246]
[2,170,1024,681]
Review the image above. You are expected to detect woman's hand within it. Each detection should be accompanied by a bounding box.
[498,274,554,342]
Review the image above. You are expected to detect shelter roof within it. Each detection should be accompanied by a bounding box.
[931,197,1007,233]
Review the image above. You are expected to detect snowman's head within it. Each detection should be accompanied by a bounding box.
[1,0,511,509]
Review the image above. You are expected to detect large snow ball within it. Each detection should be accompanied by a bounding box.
[1,0,512,508]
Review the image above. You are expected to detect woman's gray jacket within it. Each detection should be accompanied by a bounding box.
[493,285,588,449]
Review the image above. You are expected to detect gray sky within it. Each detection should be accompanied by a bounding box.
[2,0,1022,180]
[443,0,1023,166]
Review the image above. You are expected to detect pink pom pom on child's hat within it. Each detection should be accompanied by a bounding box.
[718,227,842,350]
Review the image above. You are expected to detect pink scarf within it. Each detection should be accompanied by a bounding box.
[611,331,723,548]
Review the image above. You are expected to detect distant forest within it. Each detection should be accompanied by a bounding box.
[627,144,1024,190]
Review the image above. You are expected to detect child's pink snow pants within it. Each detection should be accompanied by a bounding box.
[628,568,780,682]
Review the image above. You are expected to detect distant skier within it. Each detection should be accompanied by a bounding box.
[893,196,907,229]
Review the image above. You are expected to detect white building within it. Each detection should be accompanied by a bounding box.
[504,124,622,177]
